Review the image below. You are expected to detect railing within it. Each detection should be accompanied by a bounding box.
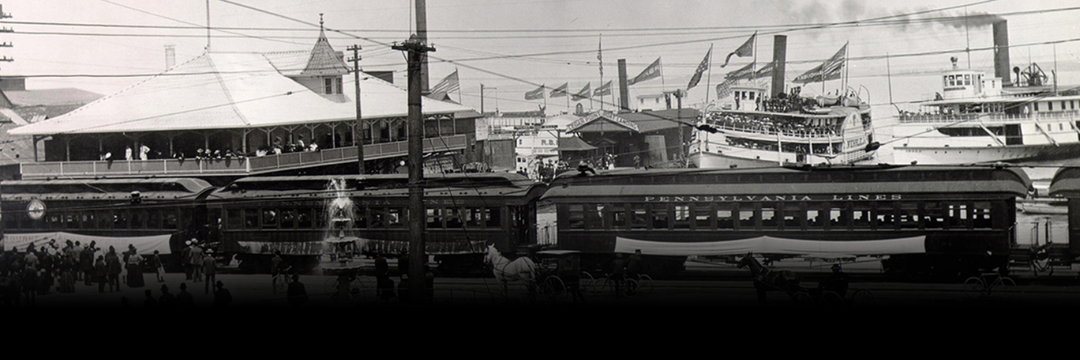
[20,134,468,179]
[898,110,1080,124]
[700,121,843,140]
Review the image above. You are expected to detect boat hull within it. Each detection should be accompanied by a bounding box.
[892,142,1080,165]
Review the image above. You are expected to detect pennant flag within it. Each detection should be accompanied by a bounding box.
[525,84,546,100]
[572,83,592,100]
[687,46,713,90]
[721,32,756,68]
[724,62,756,81]
[716,79,736,99]
[751,61,775,80]
[628,57,662,85]
[794,43,848,84]
[550,83,569,98]
[598,36,603,78]
[594,81,613,97]
[429,70,460,101]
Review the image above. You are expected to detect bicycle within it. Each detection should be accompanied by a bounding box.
[598,272,638,298]
[271,266,292,294]
[963,272,1016,298]
[628,273,653,294]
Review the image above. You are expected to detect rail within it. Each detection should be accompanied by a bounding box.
[19,134,468,179]
[699,121,843,140]
[898,110,1080,124]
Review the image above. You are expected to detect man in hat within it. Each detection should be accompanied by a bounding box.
[287,274,308,306]
[175,283,194,307]
[213,281,232,307]
[203,249,217,295]
[818,263,850,298]
[158,284,175,307]
[182,240,193,280]
[189,241,204,283]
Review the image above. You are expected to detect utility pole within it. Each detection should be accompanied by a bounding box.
[393,35,435,304]
[348,44,365,174]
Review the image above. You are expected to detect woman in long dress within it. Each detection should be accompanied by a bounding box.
[127,248,145,288]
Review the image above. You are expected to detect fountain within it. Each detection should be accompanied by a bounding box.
[321,178,364,270]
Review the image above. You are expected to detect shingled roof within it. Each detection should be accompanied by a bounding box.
[300,19,349,77]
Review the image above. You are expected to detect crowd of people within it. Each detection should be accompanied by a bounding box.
[95,132,361,163]
[705,112,841,139]
[0,238,231,307]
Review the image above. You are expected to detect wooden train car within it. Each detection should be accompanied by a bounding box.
[543,164,1031,277]
[205,173,547,274]
[0,178,216,269]
[1047,167,1080,262]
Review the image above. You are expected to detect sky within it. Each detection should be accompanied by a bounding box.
[1,0,1079,116]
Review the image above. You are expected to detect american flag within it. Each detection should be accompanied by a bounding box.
[687,45,712,90]
[598,36,603,77]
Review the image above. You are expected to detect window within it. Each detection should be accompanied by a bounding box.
[567,204,585,229]
[262,209,278,229]
[716,205,734,229]
[299,209,315,229]
[964,74,971,85]
[245,209,259,229]
[427,208,443,229]
[652,204,670,230]
[610,204,628,229]
[227,209,243,230]
[336,78,343,94]
[280,209,296,229]
[673,204,691,230]
[325,78,333,94]
[630,205,648,229]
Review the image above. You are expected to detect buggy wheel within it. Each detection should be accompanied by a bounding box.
[849,289,875,307]
[963,277,985,297]
[637,274,654,294]
[790,291,814,306]
[625,278,639,298]
[579,271,595,292]
[819,291,845,307]
[541,276,566,302]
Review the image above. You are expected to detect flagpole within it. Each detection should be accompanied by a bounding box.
[705,44,714,107]
[455,68,462,103]
[599,34,604,111]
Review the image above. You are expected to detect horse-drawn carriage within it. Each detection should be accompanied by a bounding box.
[484,245,585,303]
[737,253,875,307]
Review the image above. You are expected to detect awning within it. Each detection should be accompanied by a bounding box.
[556,137,598,151]
[2,232,174,255]
[614,235,926,257]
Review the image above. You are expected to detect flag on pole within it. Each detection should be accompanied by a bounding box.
[716,79,736,99]
[751,62,775,80]
[550,83,569,98]
[429,70,459,101]
[572,83,592,100]
[794,43,848,84]
[687,46,713,90]
[594,81,613,96]
[724,62,756,81]
[628,57,662,85]
[598,36,603,78]
[721,32,756,68]
[525,84,546,100]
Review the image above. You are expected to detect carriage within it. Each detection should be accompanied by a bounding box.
[737,253,875,307]
[532,250,584,302]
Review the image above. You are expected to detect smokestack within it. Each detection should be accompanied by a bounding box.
[771,35,787,98]
[618,59,630,112]
[993,20,1011,86]
[165,45,176,70]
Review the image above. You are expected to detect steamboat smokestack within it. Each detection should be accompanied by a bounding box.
[771,35,787,98]
[993,20,1011,87]
[618,59,630,112]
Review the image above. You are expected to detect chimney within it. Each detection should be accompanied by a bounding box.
[993,20,1011,86]
[165,45,176,70]
[771,35,787,98]
[618,59,630,112]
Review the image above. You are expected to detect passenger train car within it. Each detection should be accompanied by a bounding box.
[0,165,1038,278]
[543,164,1031,278]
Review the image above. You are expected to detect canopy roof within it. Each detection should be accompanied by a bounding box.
[9,51,474,136]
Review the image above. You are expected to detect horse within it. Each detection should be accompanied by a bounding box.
[736,252,803,306]
[484,244,538,299]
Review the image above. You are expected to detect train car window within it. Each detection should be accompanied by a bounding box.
[445,208,462,229]
[387,208,404,228]
[164,211,178,230]
[738,206,755,229]
[244,209,258,229]
[427,208,443,229]
[924,202,946,229]
[132,210,146,229]
[852,204,871,229]
[113,211,128,229]
[874,202,895,230]
[587,204,605,230]
[652,204,670,230]
[484,207,500,228]
[693,204,711,229]
[465,208,483,228]
[4,208,17,230]
[973,201,992,229]
[716,205,734,230]
[148,210,162,230]
[760,203,777,228]
[370,208,387,228]
[567,204,585,229]
[630,205,648,230]
[281,209,296,229]
[947,203,967,228]
[610,204,628,229]
[673,204,692,230]
[899,202,920,230]
[783,203,803,229]
[227,209,243,230]
[262,209,278,229]
[829,206,844,229]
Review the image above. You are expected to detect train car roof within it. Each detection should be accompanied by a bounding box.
[1049,167,1080,197]
[1,177,215,201]
[544,164,1031,199]
[208,172,546,200]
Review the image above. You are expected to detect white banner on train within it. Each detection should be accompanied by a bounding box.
[1,232,173,255]
[614,235,926,257]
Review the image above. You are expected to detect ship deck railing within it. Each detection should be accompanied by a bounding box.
[899,110,1080,124]
[700,120,843,139]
